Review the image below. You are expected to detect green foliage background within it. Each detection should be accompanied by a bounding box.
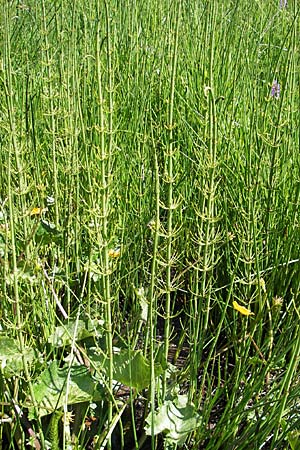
[0,1,299,449]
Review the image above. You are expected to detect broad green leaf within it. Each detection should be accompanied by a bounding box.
[48,319,104,347]
[89,348,163,391]
[145,394,201,446]
[34,220,62,246]
[0,336,36,378]
[6,260,39,285]
[26,360,104,418]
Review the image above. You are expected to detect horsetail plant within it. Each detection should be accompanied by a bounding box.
[3,3,45,447]
[41,0,60,227]
[189,1,220,403]
[95,0,115,447]
[0,1,300,449]
[147,149,161,450]
[162,0,181,402]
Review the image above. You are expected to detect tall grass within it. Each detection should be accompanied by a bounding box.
[0,1,299,449]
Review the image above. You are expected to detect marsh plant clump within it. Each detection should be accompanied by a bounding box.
[0,1,300,449]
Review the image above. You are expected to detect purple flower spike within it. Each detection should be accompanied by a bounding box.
[279,0,287,8]
[271,80,280,99]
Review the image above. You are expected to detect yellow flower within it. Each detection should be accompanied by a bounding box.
[233,300,254,316]
[30,207,48,216]
[108,247,121,259]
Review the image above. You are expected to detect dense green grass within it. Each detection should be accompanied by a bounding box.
[1,1,300,449]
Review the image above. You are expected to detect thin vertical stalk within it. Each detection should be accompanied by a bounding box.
[202,1,217,333]
[264,15,296,263]
[41,0,59,227]
[96,1,114,446]
[3,4,45,447]
[147,148,160,450]
[270,4,299,442]
[162,0,181,401]
[198,1,218,398]
[271,324,300,445]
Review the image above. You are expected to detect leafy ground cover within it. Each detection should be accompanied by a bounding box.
[0,1,300,449]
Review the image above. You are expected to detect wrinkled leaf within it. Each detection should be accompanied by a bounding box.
[0,336,36,378]
[89,348,163,391]
[48,319,104,347]
[145,394,201,446]
[26,360,104,418]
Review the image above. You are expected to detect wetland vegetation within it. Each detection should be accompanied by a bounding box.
[0,1,299,449]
